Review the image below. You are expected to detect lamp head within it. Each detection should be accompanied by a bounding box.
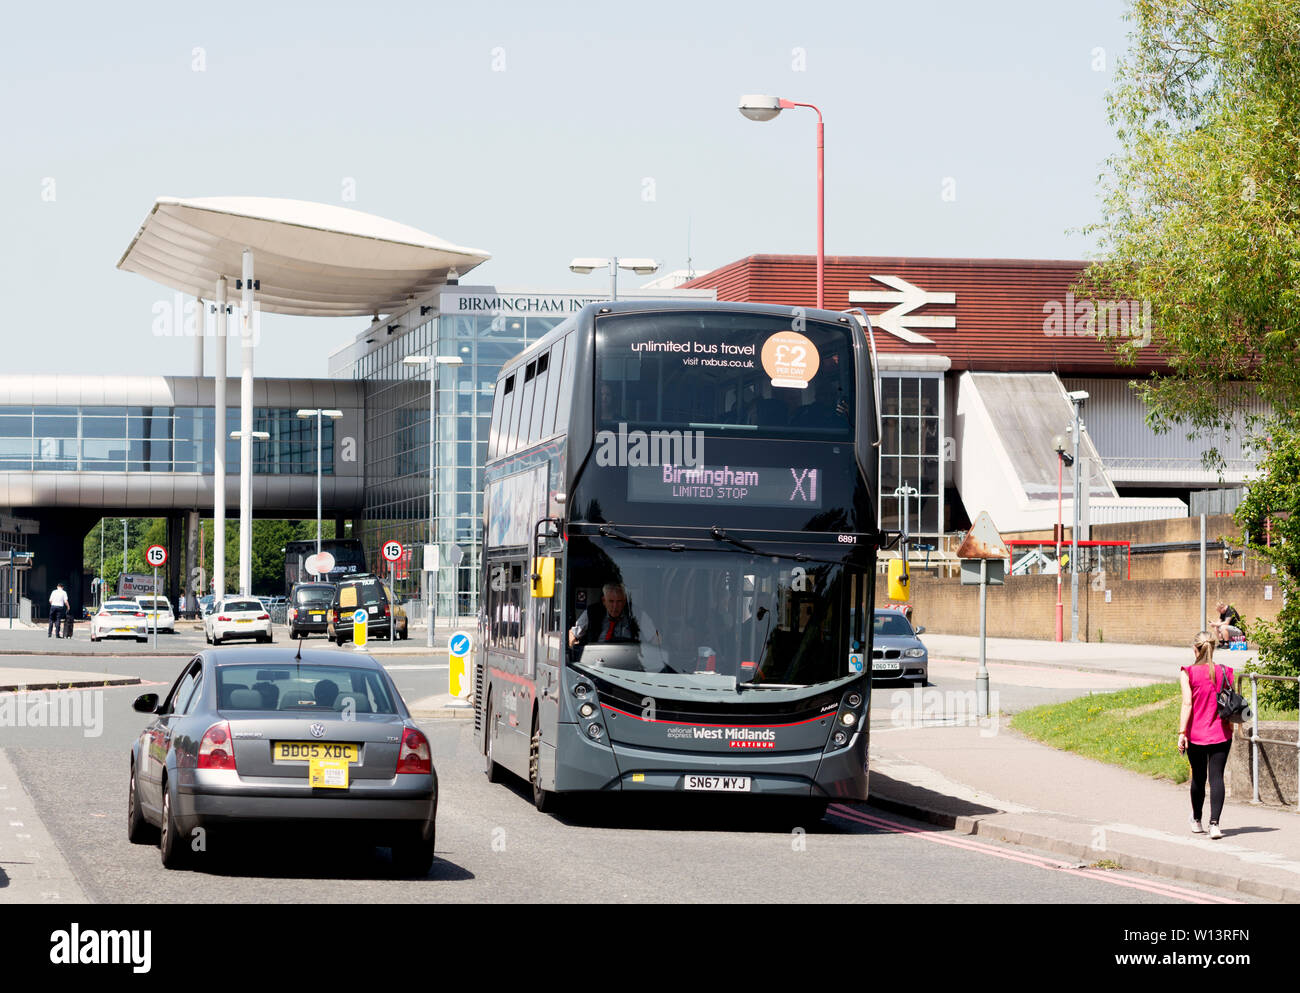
[569,257,608,274]
[1052,434,1066,455]
[739,94,783,122]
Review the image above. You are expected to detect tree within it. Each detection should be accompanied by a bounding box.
[1082,0,1300,705]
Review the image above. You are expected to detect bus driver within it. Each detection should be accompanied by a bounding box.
[569,583,661,648]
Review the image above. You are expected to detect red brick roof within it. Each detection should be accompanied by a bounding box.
[682,254,1165,375]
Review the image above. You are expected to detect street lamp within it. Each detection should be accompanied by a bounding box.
[569,257,659,301]
[228,430,270,595]
[1052,434,1075,643]
[296,408,344,577]
[739,94,825,308]
[1066,391,1089,642]
[404,354,465,647]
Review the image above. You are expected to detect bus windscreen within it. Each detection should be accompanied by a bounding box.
[595,312,854,441]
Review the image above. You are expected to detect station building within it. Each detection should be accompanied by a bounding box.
[682,255,1261,537]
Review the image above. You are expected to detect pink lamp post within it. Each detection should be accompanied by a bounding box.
[1053,435,1074,643]
[739,95,824,309]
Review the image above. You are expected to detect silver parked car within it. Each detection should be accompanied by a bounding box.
[127,646,438,874]
[872,608,929,684]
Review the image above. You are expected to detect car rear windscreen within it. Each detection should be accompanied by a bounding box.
[295,587,335,607]
[223,600,264,613]
[216,664,397,714]
[337,579,382,608]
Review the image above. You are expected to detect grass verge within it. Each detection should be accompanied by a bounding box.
[1010,682,1189,784]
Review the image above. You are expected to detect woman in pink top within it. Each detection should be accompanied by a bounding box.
[1177,631,1234,839]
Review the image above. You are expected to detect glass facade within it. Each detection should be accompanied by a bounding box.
[877,374,944,535]
[354,307,566,616]
[0,405,332,475]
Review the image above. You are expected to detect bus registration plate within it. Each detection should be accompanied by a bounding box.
[684,775,751,792]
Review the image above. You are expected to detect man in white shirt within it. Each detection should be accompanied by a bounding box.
[48,583,69,638]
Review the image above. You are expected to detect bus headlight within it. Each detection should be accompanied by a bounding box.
[587,723,604,740]
[833,731,848,747]
[573,683,592,698]
[840,712,857,727]
[579,702,596,719]
[847,692,862,708]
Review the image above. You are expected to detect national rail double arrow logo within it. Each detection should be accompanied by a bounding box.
[848,275,956,345]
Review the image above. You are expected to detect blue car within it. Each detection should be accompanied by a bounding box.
[872,609,929,684]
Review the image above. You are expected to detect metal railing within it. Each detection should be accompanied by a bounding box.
[1242,672,1300,811]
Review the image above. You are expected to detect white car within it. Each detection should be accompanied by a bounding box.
[204,596,273,645]
[134,595,175,633]
[90,603,149,643]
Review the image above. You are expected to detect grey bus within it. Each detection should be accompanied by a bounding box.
[477,301,884,816]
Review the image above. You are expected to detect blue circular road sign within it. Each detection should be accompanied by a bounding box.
[353,609,368,624]
[449,632,471,655]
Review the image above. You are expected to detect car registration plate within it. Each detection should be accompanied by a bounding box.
[273,742,360,763]
[114,626,132,633]
[237,618,253,624]
[684,775,751,792]
[872,661,901,671]
[310,610,325,617]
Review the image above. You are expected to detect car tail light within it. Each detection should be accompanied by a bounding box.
[134,611,145,617]
[333,609,340,623]
[258,613,270,620]
[382,603,390,618]
[396,727,431,775]
[288,607,297,621]
[218,615,231,622]
[197,721,237,770]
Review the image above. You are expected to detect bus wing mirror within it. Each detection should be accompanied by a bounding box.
[531,556,556,598]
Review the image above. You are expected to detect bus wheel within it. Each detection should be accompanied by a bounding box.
[529,715,558,813]
[483,693,501,783]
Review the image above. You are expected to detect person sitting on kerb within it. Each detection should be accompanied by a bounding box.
[569,583,661,648]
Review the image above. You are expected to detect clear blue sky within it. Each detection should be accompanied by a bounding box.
[0,0,1131,377]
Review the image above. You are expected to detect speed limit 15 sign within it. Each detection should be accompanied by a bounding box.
[145,544,168,568]
[382,540,403,563]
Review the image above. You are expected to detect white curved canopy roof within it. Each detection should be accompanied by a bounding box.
[117,196,491,316]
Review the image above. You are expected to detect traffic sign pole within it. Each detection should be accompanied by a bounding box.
[144,544,168,651]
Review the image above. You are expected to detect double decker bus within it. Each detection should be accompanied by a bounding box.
[283,538,367,594]
[477,301,883,816]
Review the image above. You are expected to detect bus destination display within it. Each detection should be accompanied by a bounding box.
[628,464,822,508]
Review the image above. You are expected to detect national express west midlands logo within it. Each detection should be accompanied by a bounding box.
[688,726,777,749]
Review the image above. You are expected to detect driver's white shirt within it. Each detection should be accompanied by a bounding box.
[48,589,69,608]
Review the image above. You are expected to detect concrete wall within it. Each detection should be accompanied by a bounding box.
[1228,725,1297,807]
[879,573,1284,646]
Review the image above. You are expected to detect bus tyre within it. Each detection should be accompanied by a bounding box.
[483,695,501,783]
[529,715,559,813]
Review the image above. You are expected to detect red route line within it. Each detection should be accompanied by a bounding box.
[829,804,1240,905]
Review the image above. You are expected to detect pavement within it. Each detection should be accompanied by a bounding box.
[1,629,1295,901]
[869,634,1299,903]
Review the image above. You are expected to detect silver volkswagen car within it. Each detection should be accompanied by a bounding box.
[127,646,438,875]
